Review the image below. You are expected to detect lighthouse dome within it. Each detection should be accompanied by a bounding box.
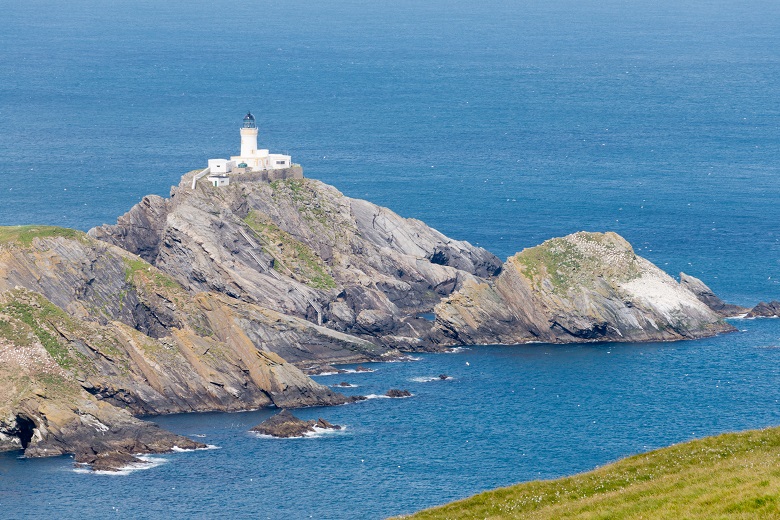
[243,112,256,129]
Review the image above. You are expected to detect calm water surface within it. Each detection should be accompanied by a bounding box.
[1,0,779,518]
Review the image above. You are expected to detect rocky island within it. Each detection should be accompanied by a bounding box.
[0,170,745,470]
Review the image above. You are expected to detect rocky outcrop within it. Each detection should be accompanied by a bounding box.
[679,273,748,317]
[250,409,342,438]
[0,233,363,414]
[385,389,412,398]
[433,232,735,345]
[0,228,365,467]
[0,316,205,471]
[89,175,740,350]
[745,301,780,318]
[90,172,502,350]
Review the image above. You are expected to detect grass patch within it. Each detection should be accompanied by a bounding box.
[513,232,640,295]
[0,296,83,370]
[400,426,780,520]
[0,317,34,347]
[514,238,585,293]
[0,226,83,246]
[243,210,336,290]
[124,256,182,290]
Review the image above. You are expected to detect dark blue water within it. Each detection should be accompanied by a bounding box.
[1,0,780,518]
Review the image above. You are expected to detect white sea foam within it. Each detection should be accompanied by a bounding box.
[410,376,453,383]
[306,425,347,438]
[364,393,413,399]
[314,368,375,376]
[363,394,390,399]
[252,426,347,440]
[171,444,220,452]
[386,356,421,363]
[444,347,470,354]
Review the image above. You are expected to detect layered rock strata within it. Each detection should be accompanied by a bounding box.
[0,307,205,470]
[90,172,503,351]
[0,228,363,467]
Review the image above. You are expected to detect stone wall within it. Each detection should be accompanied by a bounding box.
[232,165,304,183]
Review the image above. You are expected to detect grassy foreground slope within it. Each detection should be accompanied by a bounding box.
[400,427,780,519]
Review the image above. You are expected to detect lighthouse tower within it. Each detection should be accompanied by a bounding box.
[228,111,293,173]
[240,111,258,157]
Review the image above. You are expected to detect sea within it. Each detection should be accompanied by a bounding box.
[0,0,779,518]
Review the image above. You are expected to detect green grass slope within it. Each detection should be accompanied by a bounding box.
[400,426,780,519]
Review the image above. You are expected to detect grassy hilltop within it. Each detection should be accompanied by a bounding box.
[400,426,780,519]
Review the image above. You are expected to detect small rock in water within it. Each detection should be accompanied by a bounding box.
[385,389,412,398]
[354,365,371,372]
[304,364,347,375]
[77,450,143,472]
[438,374,448,380]
[315,418,342,430]
[251,410,342,438]
[745,301,780,318]
[336,382,351,387]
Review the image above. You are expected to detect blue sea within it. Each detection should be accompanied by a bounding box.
[1,0,779,518]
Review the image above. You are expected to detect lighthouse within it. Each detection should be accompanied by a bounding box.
[240,111,259,158]
[199,113,301,188]
[230,111,292,171]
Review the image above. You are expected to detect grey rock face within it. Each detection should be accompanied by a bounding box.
[433,232,735,345]
[745,301,780,318]
[0,236,356,416]
[0,314,205,471]
[90,172,502,350]
[679,273,748,317]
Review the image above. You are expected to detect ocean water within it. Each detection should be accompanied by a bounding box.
[1,0,779,518]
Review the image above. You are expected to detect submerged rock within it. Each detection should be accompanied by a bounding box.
[438,374,449,380]
[385,389,412,398]
[250,410,342,438]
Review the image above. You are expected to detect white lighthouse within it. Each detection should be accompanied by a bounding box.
[229,111,292,171]
[240,112,259,157]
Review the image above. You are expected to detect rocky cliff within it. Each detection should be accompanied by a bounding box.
[0,226,366,468]
[0,174,741,468]
[432,232,734,344]
[0,287,205,470]
[90,172,503,350]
